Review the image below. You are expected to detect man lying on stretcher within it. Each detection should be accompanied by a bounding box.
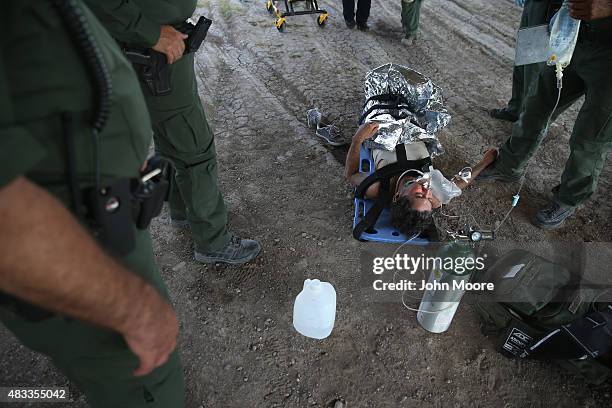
[345,122,497,237]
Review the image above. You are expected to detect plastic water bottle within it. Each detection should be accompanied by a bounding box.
[548,1,581,71]
[293,279,337,339]
[417,243,475,333]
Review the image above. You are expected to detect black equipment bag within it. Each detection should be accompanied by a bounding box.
[474,249,612,384]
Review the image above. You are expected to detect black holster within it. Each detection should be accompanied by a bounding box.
[122,16,212,96]
[124,49,171,96]
[131,157,170,230]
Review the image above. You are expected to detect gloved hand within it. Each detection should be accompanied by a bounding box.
[515,0,525,7]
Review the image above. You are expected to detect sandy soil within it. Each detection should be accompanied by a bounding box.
[2,0,612,407]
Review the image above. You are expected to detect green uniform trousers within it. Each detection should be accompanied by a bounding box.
[143,53,229,252]
[507,0,551,115]
[401,0,422,37]
[496,38,612,207]
[1,231,185,408]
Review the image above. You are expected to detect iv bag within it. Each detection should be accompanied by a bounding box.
[547,1,581,69]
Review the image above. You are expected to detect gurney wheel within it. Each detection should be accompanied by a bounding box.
[317,13,328,27]
[276,18,286,32]
[266,0,273,13]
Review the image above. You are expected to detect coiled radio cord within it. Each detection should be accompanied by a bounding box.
[49,0,113,189]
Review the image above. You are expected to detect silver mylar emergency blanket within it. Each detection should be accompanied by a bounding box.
[363,63,451,156]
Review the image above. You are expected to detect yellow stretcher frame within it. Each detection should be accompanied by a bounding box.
[265,0,329,32]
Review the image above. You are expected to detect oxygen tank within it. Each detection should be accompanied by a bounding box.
[417,242,475,333]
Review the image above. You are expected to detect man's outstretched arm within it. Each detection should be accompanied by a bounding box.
[0,177,178,377]
[453,149,498,190]
[344,123,380,195]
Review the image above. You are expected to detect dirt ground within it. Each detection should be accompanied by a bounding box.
[2,0,612,407]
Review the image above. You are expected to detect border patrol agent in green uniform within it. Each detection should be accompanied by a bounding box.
[480,13,612,229]
[491,0,553,122]
[0,1,184,406]
[401,0,423,44]
[84,0,261,265]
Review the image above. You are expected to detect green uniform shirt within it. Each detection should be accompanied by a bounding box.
[0,1,152,206]
[84,0,198,47]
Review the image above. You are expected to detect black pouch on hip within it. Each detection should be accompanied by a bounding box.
[86,179,136,256]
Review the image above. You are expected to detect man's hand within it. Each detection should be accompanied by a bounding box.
[121,285,179,377]
[462,148,500,188]
[0,177,179,378]
[153,25,188,64]
[353,122,380,142]
[481,148,499,168]
[568,0,612,21]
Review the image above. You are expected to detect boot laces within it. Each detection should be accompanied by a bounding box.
[544,201,564,217]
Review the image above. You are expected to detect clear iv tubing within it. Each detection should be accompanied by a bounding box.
[494,66,564,233]
[392,233,427,312]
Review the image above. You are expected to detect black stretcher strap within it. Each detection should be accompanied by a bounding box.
[353,194,390,240]
[354,159,431,199]
[395,142,408,164]
[359,104,412,125]
[364,93,411,107]
[359,93,413,125]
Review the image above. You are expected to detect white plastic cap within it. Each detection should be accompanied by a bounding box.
[307,279,322,292]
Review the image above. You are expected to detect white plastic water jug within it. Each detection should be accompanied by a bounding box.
[293,279,336,339]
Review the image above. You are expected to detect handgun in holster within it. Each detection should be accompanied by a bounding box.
[123,16,213,96]
[86,157,170,256]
